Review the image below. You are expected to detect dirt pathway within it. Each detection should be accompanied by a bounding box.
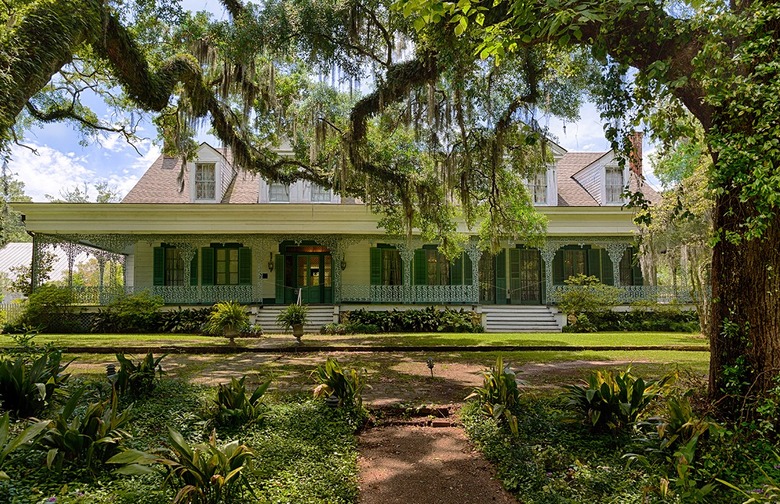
[358,424,516,504]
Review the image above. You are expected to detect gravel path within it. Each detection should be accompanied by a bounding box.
[358,424,516,504]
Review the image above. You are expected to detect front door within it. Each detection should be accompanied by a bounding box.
[509,248,542,304]
[281,245,332,304]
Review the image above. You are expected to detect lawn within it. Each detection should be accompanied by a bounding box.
[0,330,709,350]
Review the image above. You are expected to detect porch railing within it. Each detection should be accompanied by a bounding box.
[67,285,255,305]
[547,285,694,304]
[341,284,478,304]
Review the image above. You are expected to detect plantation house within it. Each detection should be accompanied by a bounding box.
[13,141,675,331]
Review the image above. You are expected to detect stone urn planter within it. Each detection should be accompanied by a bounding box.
[292,323,304,344]
[277,303,309,344]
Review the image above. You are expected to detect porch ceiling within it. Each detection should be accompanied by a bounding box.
[12,203,639,237]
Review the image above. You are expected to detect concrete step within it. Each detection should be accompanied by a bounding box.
[253,306,335,333]
[483,305,562,333]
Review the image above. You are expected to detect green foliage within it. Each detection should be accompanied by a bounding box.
[212,376,270,428]
[562,313,597,333]
[20,283,75,332]
[92,291,165,333]
[109,428,255,504]
[341,306,483,333]
[203,301,250,340]
[466,356,521,436]
[158,307,213,334]
[311,358,367,409]
[38,388,132,471]
[557,275,619,323]
[275,303,308,330]
[9,251,56,297]
[565,368,674,431]
[114,352,166,398]
[0,412,48,480]
[580,309,700,333]
[0,343,71,418]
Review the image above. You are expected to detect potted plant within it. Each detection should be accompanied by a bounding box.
[276,304,308,343]
[204,301,249,345]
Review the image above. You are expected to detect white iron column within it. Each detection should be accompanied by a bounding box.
[540,243,559,304]
[606,243,630,287]
[465,241,481,304]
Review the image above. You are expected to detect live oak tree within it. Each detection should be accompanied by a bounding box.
[398,0,780,408]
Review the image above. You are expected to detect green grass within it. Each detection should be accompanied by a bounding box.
[0,331,709,350]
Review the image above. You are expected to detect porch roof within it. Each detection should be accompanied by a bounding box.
[12,203,641,237]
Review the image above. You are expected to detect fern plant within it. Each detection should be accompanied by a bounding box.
[109,428,255,504]
[213,376,270,427]
[204,301,249,345]
[466,356,521,436]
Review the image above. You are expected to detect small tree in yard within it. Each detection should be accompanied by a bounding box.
[558,274,619,325]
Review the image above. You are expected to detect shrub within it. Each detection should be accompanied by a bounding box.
[92,291,164,333]
[562,313,597,333]
[114,352,166,398]
[276,303,308,330]
[212,376,270,427]
[311,358,368,409]
[321,323,347,335]
[340,306,482,333]
[19,284,75,332]
[38,387,132,471]
[0,344,71,418]
[557,274,619,324]
[583,309,700,332]
[158,307,213,334]
[564,367,675,431]
[109,428,256,504]
[466,356,521,436]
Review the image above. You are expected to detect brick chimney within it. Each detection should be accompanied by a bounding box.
[629,131,643,177]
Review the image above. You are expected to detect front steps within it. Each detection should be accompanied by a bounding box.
[482,305,562,333]
[252,305,335,334]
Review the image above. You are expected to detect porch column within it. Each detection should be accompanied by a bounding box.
[398,244,415,304]
[332,240,344,304]
[605,243,629,287]
[465,242,481,304]
[97,255,106,302]
[64,242,76,290]
[540,243,559,304]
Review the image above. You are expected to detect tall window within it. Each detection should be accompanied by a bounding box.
[311,184,332,202]
[562,249,587,280]
[606,165,624,203]
[382,249,402,285]
[165,247,184,286]
[425,249,450,285]
[195,163,216,200]
[269,182,289,202]
[216,247,239,285]
[530,171,547,204]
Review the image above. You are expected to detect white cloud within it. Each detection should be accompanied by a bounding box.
[8,144,94,201]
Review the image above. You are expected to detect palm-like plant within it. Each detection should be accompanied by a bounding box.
[204,301,249,345]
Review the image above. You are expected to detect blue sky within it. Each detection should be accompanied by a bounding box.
[5,1,657,201]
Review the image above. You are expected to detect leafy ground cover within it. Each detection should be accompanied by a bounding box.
[0,331,708,350]
[0,378,360,503]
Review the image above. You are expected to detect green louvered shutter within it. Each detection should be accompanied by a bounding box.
[464,254,473,285]
[201,247,215,286]
[552,251,564,285]
[370,248,382,285]
[631,248,644,286]
[600,250,614,285]
[189,250,198,286]
[153,247,165,286]
[413,249,427,285]
[451,255,463,285]
[238,248,252,285]
[274,254,284,303]
[495,249,507,304]
[587,249,601,282]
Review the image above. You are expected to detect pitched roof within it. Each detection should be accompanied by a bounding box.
[122,145,260,204]
[556,152,607,206]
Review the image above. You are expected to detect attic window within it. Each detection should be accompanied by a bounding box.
[606,165,624,204]
[529,171,547,204]
[195,163,216,200]
[311,184,331,202]
[269,182,289,202]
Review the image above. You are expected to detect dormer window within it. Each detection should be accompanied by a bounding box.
[195,163,216,200]
[269,182,290,202]
[311,184,332,202]
[529,171,547,204]
[605,165,624,204]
